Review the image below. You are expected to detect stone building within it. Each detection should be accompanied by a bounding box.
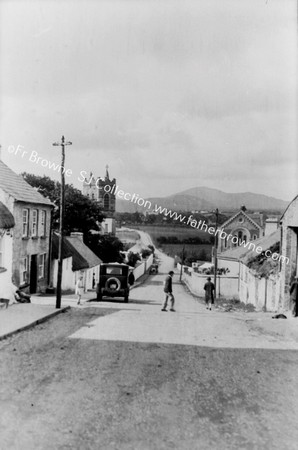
[0,160,53,293]
[82,165,116,235]
[217,206,264,253]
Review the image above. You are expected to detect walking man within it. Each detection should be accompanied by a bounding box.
[204,276,215,310]
[161,270,175,312]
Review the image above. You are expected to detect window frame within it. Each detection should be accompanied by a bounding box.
[40,210,46,237]
[20,256,29,284]
[32,209,38,237]
[22,209,29,237]
[38,253,46,279]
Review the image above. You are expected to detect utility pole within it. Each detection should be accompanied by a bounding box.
[179,245,185,282]
[53,136,72,308]
[213,208,219,298]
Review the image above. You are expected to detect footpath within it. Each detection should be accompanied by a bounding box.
[0,272,150,341]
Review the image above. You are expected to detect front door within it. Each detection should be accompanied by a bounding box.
[30,255,38,293]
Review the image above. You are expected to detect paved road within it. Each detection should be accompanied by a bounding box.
[1,250,298,449]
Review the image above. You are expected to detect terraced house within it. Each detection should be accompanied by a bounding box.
[0,160,53,293]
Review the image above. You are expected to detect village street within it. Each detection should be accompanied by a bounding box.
[1,250,298,449]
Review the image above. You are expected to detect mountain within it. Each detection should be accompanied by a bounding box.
[179,187,289,211]
[116,186,289,213]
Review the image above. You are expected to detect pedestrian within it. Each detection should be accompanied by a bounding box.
[76,276,83,305]
[290,276,298,317]
[204,276,215,310]
[128,270,135,287]
[161,270,175,312]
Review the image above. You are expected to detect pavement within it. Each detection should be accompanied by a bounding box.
[0,269,150,340]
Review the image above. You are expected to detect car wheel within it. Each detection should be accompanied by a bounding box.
[105,277,121,293]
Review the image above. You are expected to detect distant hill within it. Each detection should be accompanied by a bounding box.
[116,186,289,213]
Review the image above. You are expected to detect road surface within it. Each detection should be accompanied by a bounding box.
[1,247,298,449]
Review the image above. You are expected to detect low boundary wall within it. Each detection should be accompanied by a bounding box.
[177,263,239,299]
[133,254,154,280]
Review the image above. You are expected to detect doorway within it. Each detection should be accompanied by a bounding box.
[30,254,38,293]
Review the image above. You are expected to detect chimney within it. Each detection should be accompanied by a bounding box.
[70,232,84,241]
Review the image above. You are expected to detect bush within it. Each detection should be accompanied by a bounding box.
[127,252,141,267]
[141,248,152,259]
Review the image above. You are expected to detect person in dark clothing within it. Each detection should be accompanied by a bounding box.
[128,271,135,287]
[290,276,298,317]
[204,276,215,310]
[161,271,175,312]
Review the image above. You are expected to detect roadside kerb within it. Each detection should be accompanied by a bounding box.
[0,305,70,341]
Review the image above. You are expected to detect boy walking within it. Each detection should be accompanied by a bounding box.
[204,276,215,310]
[161,271,175,312]
[76,276,83,305]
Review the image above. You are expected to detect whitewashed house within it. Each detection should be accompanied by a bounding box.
[0,201,15,302]
[51,232,102,292]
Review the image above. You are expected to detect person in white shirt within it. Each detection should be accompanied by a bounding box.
[75,276,83,305]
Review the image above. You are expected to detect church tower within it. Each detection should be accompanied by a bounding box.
[82,165,116,235]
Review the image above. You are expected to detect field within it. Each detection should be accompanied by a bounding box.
[116,229,140,243]
[160,243,212,259]
[128,225,211,243]
[127,225,212,260]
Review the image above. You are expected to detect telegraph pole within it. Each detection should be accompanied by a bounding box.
[53,136,72,308]
[179,245,185,282]
[213,208,219,298]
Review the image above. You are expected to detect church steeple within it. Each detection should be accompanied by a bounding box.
[105,164,109,180]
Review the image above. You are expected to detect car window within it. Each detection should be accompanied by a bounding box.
[106,267,123,275]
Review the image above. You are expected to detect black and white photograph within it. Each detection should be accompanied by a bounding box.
[0,0,297,448]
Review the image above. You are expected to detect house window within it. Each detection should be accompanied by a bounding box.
[238,217,244,223]
[104,193,110,210]
[32,209,38,237]
[38,253,46,279]
[253,234,257,240]
[40,210,46,237]
[238,231,243,243]
[22,209,29,237]
[20,257,28,284]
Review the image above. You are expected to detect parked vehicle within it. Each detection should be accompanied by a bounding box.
[149,264,159,274]
[96,263,130,302]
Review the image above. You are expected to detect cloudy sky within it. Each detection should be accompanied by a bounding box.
[0,0,297,201]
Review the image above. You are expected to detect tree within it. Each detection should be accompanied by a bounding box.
[127,251,141,267]
[141,248,152,259]
[85,234,124,263]
[22,173,105,235]
[198,248,208,261]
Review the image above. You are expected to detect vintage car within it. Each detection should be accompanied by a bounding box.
[96,263,130,302]
[149,263,159,274]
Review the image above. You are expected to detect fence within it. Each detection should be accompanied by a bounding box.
[133,253,154,280]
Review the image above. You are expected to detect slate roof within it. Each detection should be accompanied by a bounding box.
[0,160,53,206]
[0,202,15,228]
[221,210,263,230]
[52,233,102,271]
[218,229,280,262]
